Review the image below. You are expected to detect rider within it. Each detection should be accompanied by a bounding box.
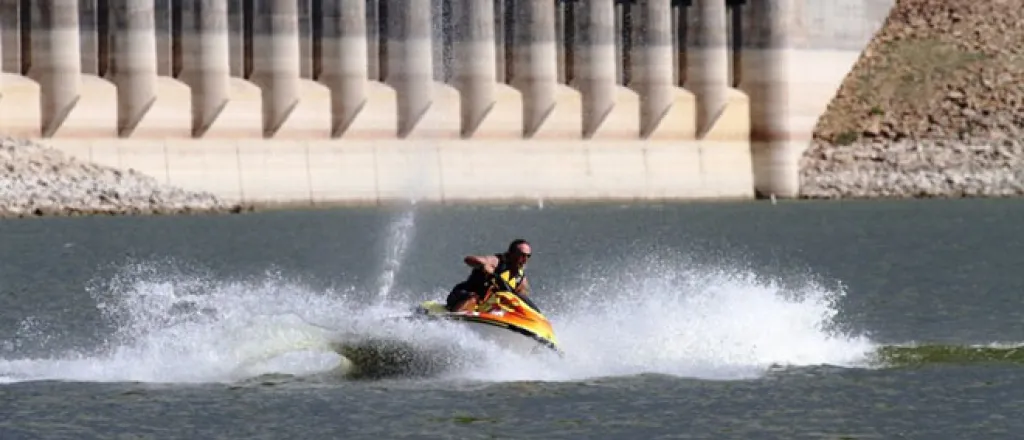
[445,239,533,313]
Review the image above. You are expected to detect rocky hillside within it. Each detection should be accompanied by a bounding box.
[802,0,1024,198]
[813,0,1024,144]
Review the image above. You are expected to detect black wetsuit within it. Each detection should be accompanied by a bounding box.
[446,253,527,311]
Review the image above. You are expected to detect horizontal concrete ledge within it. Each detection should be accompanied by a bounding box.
[239,195,760,211]
[38,139,756,204]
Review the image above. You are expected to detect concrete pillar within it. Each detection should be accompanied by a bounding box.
[634,0,673,138]
[493,0,505,83]
[563,0,577,85]
[18,0,32,75]
[376,0,388,79]
[227,0,244,77]
[112,0,158,137]
[78,0,100,75]
[430,0,452,83]
[512,0,557,137]
[365,0,379,80]
[251,0,300,137]
[554,0,566,84]
[0,4,3,95]
[297,0,312,78]
[181,0,230,137]
[385,0,433,137]
[743,0,797,197]
[628,2,643,87]
[320,0,367,137]
[32,0,82,137]
[614,0,627,85]
[575,0,616,138]
[726,1,741,86]
[670,0,685,86]
[687,0,728,138]
[154,0,172,75]
[311,0,322,79]
[173,0,184,77]
[1,0,21,73]
[452,0,495,137]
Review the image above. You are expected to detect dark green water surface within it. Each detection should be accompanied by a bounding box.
[1,199,1023,439]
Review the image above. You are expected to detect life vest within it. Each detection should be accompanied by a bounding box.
[492,255,525,293]
[459,253,524,296]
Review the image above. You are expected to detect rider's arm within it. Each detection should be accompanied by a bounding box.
[464,255,499,272]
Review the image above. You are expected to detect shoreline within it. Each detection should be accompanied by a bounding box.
[4,191,1021,220]
[801,138,1024,199]
[6,193,1023,220]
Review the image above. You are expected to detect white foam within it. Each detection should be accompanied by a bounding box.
[0,254,878,385]
[0,268,355,384]
[481,264,879,382]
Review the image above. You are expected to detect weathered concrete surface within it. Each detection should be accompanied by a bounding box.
[34,136,756,206]
[804,0,1024,198]
[686,0,729,138]
[0,73,42,137]
[2,0,951,216]
[112,0,159,137]
[740,0,896,198]
[1,0,22,73]
[0,78,754,214]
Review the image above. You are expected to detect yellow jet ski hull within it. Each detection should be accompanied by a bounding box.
[414,291,561,356]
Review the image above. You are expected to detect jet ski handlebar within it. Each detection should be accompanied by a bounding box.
[488,272,513,292]
[487,272,543,313]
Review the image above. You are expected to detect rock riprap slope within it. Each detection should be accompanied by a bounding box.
[804,0,1024,198]
[0,137,244,217]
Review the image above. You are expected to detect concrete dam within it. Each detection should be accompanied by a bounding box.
[0,0,894,205]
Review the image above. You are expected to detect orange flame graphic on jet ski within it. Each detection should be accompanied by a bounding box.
[416,290,560,353]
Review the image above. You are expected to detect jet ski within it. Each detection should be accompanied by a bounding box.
[332,285,561,379]
[411,289,562,357]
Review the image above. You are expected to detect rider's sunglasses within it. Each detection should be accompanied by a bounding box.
[517,251,531,259]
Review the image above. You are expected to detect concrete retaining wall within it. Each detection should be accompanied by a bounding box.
[0,0,895,204]
[737,0,896,198]
[41,136,755,205]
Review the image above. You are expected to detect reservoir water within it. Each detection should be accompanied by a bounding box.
[1,199,1023,439]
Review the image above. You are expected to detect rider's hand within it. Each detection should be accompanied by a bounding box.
[482,264,495,275]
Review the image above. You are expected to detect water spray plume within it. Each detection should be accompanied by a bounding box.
[375,208,417,302]
[0,254,888,385]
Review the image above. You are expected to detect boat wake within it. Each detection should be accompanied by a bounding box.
[0,251,909,385]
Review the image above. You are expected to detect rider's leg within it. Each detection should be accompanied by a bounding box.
[452,296,479,312]
[446,288,477,312]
